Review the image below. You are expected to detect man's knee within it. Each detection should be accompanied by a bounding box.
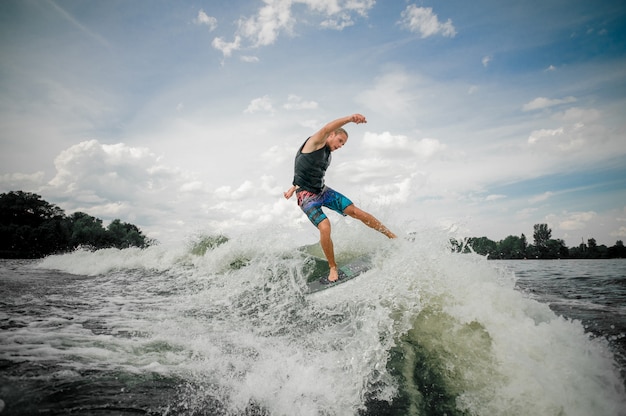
[345,204,366,219]
[344,204,357,216]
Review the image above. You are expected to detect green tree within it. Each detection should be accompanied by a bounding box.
[545,238,569,259]
[533,224,552,259]
[520,233,528,254]
[66,212,110,248]
[498,235,527,259]
[107,219,149,249]
[587,238,597,257]
[1,191,152,257]
[0,191,65,227]
[467,236,498,257]
[0,191,68,257]
[608,240,626,258]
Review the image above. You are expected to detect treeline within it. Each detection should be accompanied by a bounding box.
[452,223,626,259]
[0,191,153,258]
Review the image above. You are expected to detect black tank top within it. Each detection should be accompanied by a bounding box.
[292,138,331,194]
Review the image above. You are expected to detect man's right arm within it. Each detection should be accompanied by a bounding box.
[303,114,367,152]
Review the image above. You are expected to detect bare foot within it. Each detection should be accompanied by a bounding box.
[328,266,339,282]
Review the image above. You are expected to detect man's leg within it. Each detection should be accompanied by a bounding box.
[318,218,339,282]
[344,205,397,239]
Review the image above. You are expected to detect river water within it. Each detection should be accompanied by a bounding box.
[1,228,625,415]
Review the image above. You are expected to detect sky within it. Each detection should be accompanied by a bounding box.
[1,0,625,247]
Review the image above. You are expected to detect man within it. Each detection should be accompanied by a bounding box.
[284,113,397,283]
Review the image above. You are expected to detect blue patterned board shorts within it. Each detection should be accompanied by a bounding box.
[297,186,353,227]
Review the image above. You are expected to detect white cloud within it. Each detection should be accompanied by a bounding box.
[283,95,318,110]
[210,0,375,57]
[27,140,215,240]
[355,70,416,118]
[362,132,447,161]
[47,140,184,200]
[261,145,292,168]
[523,106,618,163]
[549,211,597,231]
[555,107,600,123]
[522,96,577,111]
[0,172,46,192]
[482,55,492,67]
[398,5,456,38]
[413,137,448,160]
[180,181,204,192]
[529,191,554,204]
[237,0,295,47]
[195,10,217,31]
[528,128,564,145]
[486,194,506,201]
[240,55,260,63]
[215,180,255,201]
[315,0,375,29]
[363,176,414,205]
[611,226,626,239]
[212,36,241,57]
[320,13,355,30]
[516,207,538,220]
[244,95,275,114]
[528,126,580,152]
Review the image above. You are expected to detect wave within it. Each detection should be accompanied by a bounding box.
[35,224,626,415]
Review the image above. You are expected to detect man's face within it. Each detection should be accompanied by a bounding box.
[328,132,348,151]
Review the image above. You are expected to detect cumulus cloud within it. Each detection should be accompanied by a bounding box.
[283,94,318,110]
[195,10,217,31]
[363,176,414,205]
[318,0,376,31]
[47,140,185,203]
[215,180,255,201]
[482,55,492,67]
[362,132,448,160]
[212,36,242,58]
[240,55,260,63]
[261,145,292,167]
[237,0,295,47]
[355,70,416,118]
[551,211,597,231]
[524,106,617,162]
[527,119,592,153]
[320,14,355,30]
[611,226,626,239]
[211,0,375,57]
[17,140,218,240]
[528,128,564,145]
[398,5,456,38]
[522,96,577,111]
[0,172,46,192]
[244,95,274,114]
[17,140,299,240]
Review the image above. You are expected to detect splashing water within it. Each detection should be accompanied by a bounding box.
[1,223,624,415]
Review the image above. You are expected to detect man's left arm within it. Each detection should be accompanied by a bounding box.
[284,185,297,199]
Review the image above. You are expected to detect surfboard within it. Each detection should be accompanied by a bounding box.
[306,254,372,294]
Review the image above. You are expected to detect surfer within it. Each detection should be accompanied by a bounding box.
[284,114,396,283]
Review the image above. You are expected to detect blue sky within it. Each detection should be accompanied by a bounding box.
[1,0,625,246]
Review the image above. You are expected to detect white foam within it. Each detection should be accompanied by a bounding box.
[20,224,626,415]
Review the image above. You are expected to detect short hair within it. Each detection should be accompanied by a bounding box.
[334,127,348,138]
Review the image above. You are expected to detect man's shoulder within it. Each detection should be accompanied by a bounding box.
[301,136,327,154]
